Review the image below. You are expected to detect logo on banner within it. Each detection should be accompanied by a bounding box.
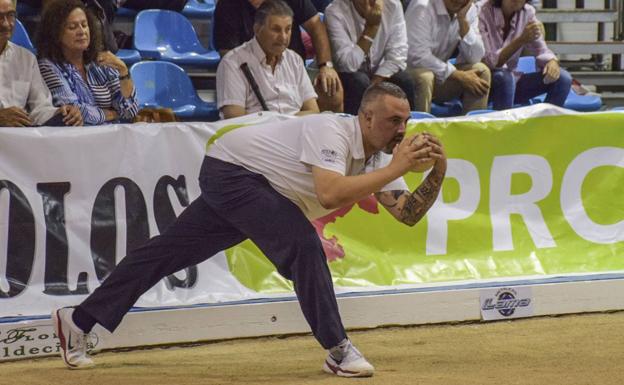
[480,287,534,321]
[0,325,99,360]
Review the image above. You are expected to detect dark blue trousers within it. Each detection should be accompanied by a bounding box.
[490,68,573,110]
[339,69,416,115]
[79,156,347,349]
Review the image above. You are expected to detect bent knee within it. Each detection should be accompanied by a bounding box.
[409,68,435,87]
[473,62,491,82]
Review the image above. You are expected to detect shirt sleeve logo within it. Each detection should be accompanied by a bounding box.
[321,149,339,163]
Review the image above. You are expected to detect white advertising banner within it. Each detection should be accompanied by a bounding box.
[1,105,623,321]
[0,112,290,318]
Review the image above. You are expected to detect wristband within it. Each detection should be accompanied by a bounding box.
[119,73,131,81]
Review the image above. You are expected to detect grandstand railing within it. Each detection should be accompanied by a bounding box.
[539,0,623,70]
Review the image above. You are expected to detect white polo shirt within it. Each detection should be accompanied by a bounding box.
[206,113,408,219]
[0,42,57,125]
[216,37,317,116]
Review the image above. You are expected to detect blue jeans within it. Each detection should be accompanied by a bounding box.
[490,68,572,110]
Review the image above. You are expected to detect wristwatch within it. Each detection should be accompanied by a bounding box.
[318,61,334,69]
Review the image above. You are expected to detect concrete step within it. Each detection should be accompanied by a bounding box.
[548,41,624,55]
[537,9,619,23]
[600,92,624,108]
[570,71,624,87]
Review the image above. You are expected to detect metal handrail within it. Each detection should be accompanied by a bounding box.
[617,0,624,40]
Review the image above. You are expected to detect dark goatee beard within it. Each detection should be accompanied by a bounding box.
[383,135,403,154]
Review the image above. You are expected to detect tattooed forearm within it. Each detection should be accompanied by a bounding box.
[375,189,404,209]
[400,166,446,226]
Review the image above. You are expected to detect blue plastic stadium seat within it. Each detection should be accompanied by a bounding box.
[117,49,141,66]
[116,7,138,18]
[16,3,39,17]
[182,0,216,18]
[466,109,496,116]
[130,61,219,121]
[410,111,436,119]
[517,56,536,73]
[532,91,602,112]
[431,100,463,117]
[561,91,602,112]
[10,20,36,54]
[611,106,624,111]
[133,10,220,68]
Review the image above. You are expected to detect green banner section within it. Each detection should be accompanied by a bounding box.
[226,111,624,292]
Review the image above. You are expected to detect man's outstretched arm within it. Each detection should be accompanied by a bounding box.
[375,135,447,226]
[312,134,434,210]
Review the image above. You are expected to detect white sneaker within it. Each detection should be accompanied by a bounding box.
[52,307,94,369]
[323,341,375,377]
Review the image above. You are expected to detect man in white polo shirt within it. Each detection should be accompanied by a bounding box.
[52,83,447,378]
[216,0,319,119]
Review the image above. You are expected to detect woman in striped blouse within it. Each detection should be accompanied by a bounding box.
[36,0,138,125]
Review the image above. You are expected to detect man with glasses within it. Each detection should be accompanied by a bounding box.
[216,0,319,119]
[0,0,82,126]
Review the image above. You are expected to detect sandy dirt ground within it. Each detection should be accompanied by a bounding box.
[1,311,623,385]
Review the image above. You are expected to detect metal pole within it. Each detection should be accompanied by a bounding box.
[542,0,558,41]
[614,0,623,69]
[596,0,606,68]
[618,0,624,39]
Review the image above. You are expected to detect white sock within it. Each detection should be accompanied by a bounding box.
[329,338,350,362]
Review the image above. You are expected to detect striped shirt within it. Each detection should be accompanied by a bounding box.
[38,58,139,125]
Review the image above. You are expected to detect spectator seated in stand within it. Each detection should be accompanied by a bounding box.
[405,0,491,114]
[0,0,82,127]
[37,0,138,125]
[478,0,571,110]
[214,0,343,112]
[325,0,416,115]
[216,0,319,119]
